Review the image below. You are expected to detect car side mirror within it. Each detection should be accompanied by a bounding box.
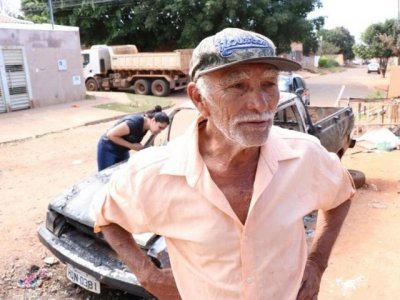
[295,88,304,96]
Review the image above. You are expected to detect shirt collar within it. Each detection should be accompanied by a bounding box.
[160,119,301,187]
[159,116,204,187]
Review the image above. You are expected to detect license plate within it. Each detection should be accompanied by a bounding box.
[67,264,101,294]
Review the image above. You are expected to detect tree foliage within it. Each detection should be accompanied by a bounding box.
[317,41,340,55]
[21,0,49,23]
[353,19,400,77]
[318,27,355,60]
[302,16,324,56]
[21,0,323,53]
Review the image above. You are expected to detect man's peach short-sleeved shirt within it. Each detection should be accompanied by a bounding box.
[92,118,355,300]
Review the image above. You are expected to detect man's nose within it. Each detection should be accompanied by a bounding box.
[246,89,271,112]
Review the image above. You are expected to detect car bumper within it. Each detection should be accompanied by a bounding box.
[37,225,152,298]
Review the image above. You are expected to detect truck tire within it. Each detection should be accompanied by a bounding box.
[134,79,151,95]
[151,79,170,97]
[85,78,99,91]
[348,169,366,189]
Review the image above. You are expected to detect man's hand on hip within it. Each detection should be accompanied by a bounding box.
[296,260,323,300]
[140,268,181,300]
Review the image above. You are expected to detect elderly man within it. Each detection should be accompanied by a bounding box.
[92,28,355,300]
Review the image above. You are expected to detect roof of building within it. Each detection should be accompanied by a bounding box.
[0,14,33,24]
[0,22,79,32]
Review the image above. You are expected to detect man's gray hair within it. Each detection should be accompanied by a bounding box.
[195,76,211,100]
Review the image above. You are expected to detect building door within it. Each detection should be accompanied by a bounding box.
[0,48,31,113]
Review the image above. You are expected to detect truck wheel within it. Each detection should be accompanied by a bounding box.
[134,79,151,95]
[85,78,99,91]
[348,169,366,189]
[151,79,170,97]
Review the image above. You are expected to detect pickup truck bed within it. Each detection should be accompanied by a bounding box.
[307,106,355,156]
[274,93,355,157]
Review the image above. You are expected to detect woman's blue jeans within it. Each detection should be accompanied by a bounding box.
[97,138,129,171]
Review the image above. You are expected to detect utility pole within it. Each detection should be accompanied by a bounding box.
[48,0,55,30]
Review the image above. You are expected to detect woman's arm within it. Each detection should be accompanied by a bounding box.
[106,122,144,151]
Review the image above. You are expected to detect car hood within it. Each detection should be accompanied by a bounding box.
[48,162,157,246]
[49,164,120,227]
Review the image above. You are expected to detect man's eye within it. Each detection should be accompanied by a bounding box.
[230,83,246,90]
[262,81,276,88]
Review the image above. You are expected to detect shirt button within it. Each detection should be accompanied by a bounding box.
[246,277,254,284]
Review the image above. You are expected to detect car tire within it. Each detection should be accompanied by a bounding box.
[348,169,366,189]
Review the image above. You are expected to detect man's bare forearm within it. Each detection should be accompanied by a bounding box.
[297,200,351,299]
[100,224,181,300]
[308,199,351,271]
[100,223,157,280]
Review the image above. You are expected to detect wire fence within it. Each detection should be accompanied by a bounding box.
[338,97,400,135]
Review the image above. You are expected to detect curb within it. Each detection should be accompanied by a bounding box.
[0,104,175,146]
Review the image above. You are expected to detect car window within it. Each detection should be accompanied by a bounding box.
[278,75,290,92]
[151,108,199,146]
[168,108,199,140]
[274,104,304,131]
[294,77,305,90]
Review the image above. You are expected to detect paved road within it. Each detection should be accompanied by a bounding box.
[307,65,383,107]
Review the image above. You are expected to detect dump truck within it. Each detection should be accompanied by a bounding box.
[81,45,193,96]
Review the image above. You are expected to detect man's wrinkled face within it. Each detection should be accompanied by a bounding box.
[197,64,280,147]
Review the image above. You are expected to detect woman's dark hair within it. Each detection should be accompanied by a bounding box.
[154,112,170,125]
[145,105,170,125]
[145,105,162,118]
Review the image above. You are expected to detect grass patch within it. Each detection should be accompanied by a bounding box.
[85,94,97,100]
[95,94,173,113]
[316,66,346,75]
[366,90,387,99]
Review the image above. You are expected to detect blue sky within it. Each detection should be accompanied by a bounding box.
[308,0,399,42]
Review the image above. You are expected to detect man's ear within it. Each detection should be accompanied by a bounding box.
[187,82,210,117]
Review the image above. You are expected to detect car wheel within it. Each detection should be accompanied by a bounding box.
[348,169,366,189]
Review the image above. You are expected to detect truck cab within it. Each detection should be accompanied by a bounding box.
[81,46,111,91]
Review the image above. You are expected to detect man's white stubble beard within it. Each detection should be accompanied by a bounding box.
[214,111,276,148]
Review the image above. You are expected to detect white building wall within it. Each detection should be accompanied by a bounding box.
[0,23,85,108]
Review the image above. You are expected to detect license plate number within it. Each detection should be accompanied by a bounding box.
[67,264,101,294]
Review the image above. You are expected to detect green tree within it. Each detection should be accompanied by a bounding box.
[318,27,355,60]
[21,0,48,23]
[353,19,399,77]
[302,16,324,55]
[317,40,340,55]
[21,0,323,53]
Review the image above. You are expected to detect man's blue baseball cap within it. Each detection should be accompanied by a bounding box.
[189,28,301,81]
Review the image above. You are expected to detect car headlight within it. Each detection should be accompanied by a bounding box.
[46,210,68,237]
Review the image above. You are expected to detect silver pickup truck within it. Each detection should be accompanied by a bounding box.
[274,93,355,157]
[38,92,355,298]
